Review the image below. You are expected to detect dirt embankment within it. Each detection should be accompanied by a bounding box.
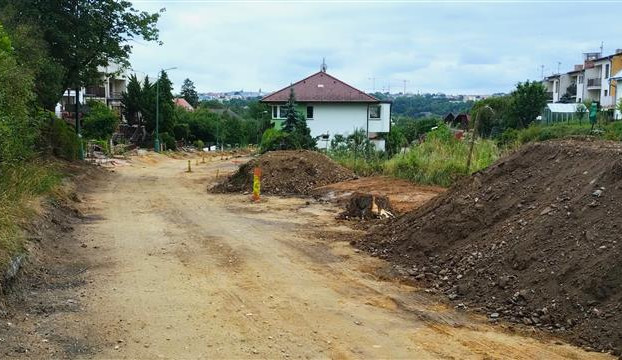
[359,140,622,354]
[212,150,356,195]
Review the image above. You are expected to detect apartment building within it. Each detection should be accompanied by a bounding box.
[542,49,622,111]
[58,63,127,121]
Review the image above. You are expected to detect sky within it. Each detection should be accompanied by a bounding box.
[129,0,622,95]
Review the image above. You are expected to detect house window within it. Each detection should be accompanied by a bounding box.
[605,64,610,78]
[578,75,583,84]
[272,106,278,119]
[306,106,314,119]
[369,105,381,119]
[278,105,288,119]
[605,89,608,96]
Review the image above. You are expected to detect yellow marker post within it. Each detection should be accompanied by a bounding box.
[187,160,192,172]
[252,167,261,202]
[195,158,199,166]
[202,155,205,163]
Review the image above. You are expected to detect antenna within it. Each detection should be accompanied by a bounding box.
[540,65,545,79]
[321,58,327,72]
[600,41,604,56]
[557,61,561,74]
[402,79,409,94]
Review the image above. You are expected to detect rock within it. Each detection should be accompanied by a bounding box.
[592,189,603,197]
[522,317,533,325]
[490,312,500,319]
[540,207,553,215]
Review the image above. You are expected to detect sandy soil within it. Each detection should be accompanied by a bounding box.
[1,154,612,359]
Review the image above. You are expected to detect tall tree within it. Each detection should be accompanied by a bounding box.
[121,74,142,125]
[281,88,316,149]
[140,76,156,132]
[154,71,176,134]
[510,81,548,128]
[0,0,163,109]
[180,78,198,107]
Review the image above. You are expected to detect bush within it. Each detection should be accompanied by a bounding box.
[34,112,80,160]
[193,139,205,149]
[159,132,176,150]
[260,128,289,152]
[385,125,500,187]
[82,101,120,140]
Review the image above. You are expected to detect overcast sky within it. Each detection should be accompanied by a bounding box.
[129,1,621,95]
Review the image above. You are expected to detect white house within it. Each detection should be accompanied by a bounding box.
[260,66,391,151]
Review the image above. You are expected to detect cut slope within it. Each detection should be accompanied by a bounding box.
[360,140,622,354]
[213,150,356,195]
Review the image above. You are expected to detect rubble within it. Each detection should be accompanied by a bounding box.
[358,140,622,354]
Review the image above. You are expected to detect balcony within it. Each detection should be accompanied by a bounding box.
[587,78,602,89]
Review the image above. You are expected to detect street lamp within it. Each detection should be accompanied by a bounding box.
[256,110,268,145]
[154,66,177,152]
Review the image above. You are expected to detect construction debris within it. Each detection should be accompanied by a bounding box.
[212,150,356,195]
[358,140,622,354]
[339,193,395,220]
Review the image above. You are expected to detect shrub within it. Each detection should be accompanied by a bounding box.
[260,128,289,152]
[82,101,120,140]
[159,132,177,150]
[194,139,205,149]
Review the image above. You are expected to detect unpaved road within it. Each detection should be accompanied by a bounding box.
[3,154,611,359]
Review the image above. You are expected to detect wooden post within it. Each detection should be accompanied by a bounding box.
[187,160,192,172]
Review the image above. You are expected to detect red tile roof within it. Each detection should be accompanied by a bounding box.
[261,71,379,103]
[174,98,194,111]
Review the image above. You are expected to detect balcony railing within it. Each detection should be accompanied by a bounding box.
[587,78,602,88]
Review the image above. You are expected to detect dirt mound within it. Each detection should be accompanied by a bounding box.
[339,193,395,220]
[213,150,356,195]
[359,140,622,354]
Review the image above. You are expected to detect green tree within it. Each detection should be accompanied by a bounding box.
[0,0,162,109]
[140,76,156,131]
[386,126,407,156]
[180,78,199,107]
[281,88,316,149]
[82,101,120,139]
[155,71,176,135]
[121,74,143,125]
[510,81,548,128]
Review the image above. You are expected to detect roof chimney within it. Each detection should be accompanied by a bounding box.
[321,58,327,73]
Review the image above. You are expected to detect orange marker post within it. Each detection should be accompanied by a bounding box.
[252,167,261,202]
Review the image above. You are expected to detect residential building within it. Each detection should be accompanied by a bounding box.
[260,64,391,151]
[174,98,194,112]
[59,63,128,121]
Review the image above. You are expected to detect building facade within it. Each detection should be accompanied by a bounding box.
[260,68,391,151]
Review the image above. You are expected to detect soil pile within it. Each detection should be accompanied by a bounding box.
[214,150,356,195]
[360,140,622,354]
[339,193,395,220]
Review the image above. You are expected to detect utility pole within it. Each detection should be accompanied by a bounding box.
[402,79,409,94]
[540,65,545,79]
[557,62,561,74]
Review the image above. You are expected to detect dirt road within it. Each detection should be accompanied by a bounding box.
[6,154,610,359]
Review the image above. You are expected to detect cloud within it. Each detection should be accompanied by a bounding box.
[129,1,621,95]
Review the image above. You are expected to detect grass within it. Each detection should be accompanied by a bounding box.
[385,137,500,187]
[0,161,61,270]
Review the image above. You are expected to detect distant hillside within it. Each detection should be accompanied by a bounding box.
[371,93,475,118]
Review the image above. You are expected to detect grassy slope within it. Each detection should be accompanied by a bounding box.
[0,161,61,269]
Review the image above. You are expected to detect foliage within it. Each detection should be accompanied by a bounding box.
[510,80,548,128]
[180,78,199,108]
[193,139,205,149]
[388,93,474,118]
[82,101,120,140]
[122,74,143,125]
[260,128,289,152]
[392,116,439,144]
[385,124,500,187]
[173,123,190,141]
[0,0,163,110]
[0,161,61,268]
[470,96,512,136]
[279,89,316,149]
[159,132,176,150]
[328,129,386,176]
[385,125,407,156]
[40,113,80,160]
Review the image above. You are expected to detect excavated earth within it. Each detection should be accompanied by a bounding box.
[212,150,356,195]
[358,139,622,355]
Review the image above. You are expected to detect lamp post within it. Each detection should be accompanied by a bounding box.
[256,110,268,145]
[154,66,177,152]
